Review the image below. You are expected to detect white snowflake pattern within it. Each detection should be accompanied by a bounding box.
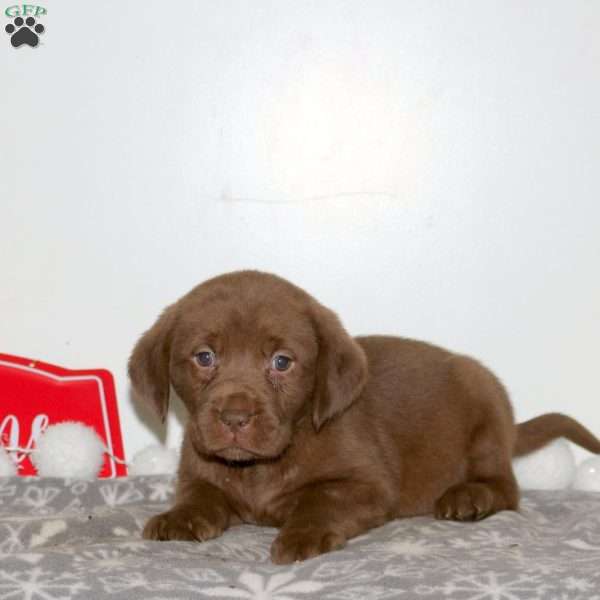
[99,481,144,507]
[0,522,26,553]
[0,552,43,565]
[0,567,88,600]
[383,563,428,581]
[446,537,473,550]
[564,577,596,592]
[164,568,226,585]
[63,498,84,513]
[326,585,406,599]
[436,572,552,600]
[200,571,325,599]
[553,595,600,600]
[312,560,370,579]
[112,565,228,594]
[69,482,89,496]
[72,548,142,573]
[99,571,149,594]
[565,538,600,551]
[312,559,381,586]
[147,479,175,502]
[14,487,61,514]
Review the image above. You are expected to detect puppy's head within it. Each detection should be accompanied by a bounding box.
[129,271,367,463]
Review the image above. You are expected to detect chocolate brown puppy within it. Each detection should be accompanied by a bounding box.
[129,270,600,564]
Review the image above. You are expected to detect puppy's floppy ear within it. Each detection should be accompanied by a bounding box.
[310,303,368,431]
[128,304,177,423]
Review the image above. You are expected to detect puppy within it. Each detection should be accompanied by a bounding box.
[129,270,600,564]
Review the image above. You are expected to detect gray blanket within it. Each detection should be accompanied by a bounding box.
[1,476,599,599]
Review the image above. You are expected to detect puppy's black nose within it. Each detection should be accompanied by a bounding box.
[219,409,253,430]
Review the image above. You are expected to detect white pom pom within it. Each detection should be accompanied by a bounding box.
[0,447,18,477]
[31,422,106,479]
[573,456,600,492]
[129,445,178,476]
[512,438,576,490]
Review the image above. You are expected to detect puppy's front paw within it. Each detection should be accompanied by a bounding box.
[270,527,346,564]
[435,482,496,521]
[143,507,224,542]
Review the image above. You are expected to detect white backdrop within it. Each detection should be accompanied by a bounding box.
[1,1,599,461]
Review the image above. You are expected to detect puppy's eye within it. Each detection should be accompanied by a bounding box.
[195,349,216,367]
[272,354,293,372]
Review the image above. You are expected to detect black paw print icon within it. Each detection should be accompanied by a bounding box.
[5,16,45,48]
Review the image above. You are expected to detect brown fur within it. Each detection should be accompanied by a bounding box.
[129,270,600,564]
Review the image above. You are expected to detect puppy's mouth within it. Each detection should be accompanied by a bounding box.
[210,445,286,463]
[213,445,268,462]
[189,413,291,464]
[212,435,292,460]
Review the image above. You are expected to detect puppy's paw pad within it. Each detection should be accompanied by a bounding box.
[270,528,346,564]
[142,509,222,542]
[434,483,495,522]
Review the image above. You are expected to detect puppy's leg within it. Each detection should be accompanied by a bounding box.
[434,356,519,522]
[143,479,238,542]
[271,481,391,564]
[434,422,519,521]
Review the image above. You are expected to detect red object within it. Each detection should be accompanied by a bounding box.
[0,353,127,477]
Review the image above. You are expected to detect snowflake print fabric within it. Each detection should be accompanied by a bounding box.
[1,476,600,599]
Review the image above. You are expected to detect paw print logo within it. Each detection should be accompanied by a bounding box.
[5,17,45,48]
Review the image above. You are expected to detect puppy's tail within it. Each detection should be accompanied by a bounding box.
[514,413,600,457]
